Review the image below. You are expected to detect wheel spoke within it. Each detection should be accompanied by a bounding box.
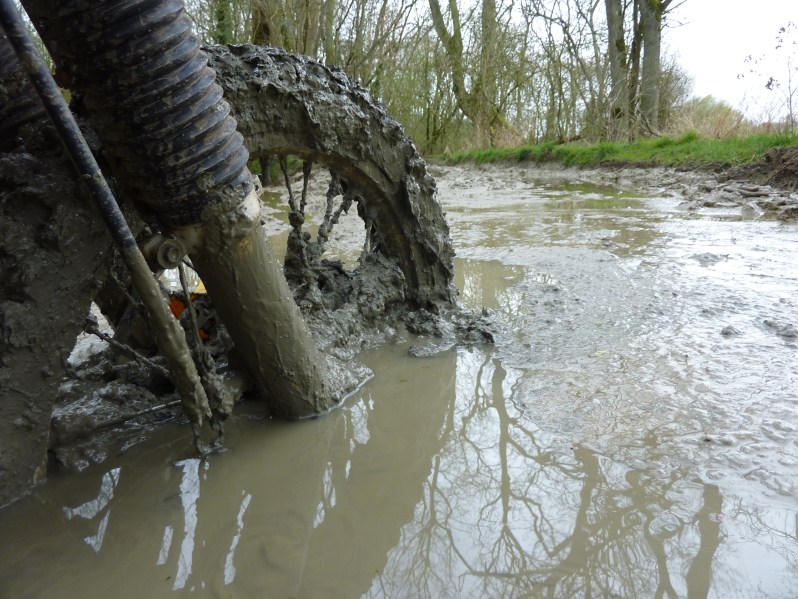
[300,160,312,215]
[279,156,299,226]
[317,173,342,247]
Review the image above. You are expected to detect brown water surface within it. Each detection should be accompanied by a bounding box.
[1,165,797,598]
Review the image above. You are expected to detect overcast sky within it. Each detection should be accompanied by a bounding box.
[665,0,796,118]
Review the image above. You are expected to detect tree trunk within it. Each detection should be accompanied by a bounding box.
[604,0,628,140]
[478,0,499,144]
[627,0,643,140]
[639,0,663,133]
[428,0,468,112]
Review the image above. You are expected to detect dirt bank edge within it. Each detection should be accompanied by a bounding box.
[431,147,798,220]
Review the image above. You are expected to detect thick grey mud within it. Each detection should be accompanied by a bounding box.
[2,164,798,597]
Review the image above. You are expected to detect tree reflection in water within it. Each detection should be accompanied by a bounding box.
[367,347,728,599]
[1,341,796,597]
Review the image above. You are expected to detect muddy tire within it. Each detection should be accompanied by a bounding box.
[205,45,456,309]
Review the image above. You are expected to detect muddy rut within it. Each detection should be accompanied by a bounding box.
[1,159,797,597]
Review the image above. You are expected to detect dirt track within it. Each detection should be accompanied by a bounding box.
[4,144,798,498]
[432,147,798,221]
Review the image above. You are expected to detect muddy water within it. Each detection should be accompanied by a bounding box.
[2,165,798,597]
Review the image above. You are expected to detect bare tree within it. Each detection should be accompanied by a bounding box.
[182,0,690,149]
[522,0,609,142]
[428,0,504,146]
[741,22,798,133]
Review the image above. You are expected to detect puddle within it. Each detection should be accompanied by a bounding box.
[2,166,798,597]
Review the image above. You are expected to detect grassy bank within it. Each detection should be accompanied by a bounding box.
[438,132,798,169]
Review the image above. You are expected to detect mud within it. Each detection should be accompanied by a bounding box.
[450,155,798,222]
[41,170,483,479]
[5,133,796,507]
[1,159,797,596]
[728,145,798,192]
[0,113,111,505]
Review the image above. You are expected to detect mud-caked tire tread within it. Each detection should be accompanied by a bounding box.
[205,44,456,309]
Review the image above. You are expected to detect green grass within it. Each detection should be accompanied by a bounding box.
[437,132,798,169]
